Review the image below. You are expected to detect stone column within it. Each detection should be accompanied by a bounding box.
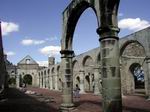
[94,67,101,95]
[60,50,74,111]
[39,74,41,88]
[98,0,122,111]
[46,75,48,89]
[55,74,58,90]
[42,74,44,88]
[39,74,42,88]
[79,70,85,93]
[16,74,20,88]
[89,73,93,91]
[43,74,46,88]
[47,74,50,89]
[146,57,150,100]
[50,76,53,90]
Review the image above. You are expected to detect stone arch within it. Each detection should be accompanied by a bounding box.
[82,55,94,92]
[82,55,94,71]
[73,60,79,73]
[23,74,32,85]
[120,40,146,94]
[120,40,146,57]
[82,55,94,66]
[60,0,121,110]
[61,0,100,50]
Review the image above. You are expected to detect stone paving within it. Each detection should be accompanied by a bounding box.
[0,87,150,112]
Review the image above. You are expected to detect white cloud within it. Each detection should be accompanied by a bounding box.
[1,21,19,36]
[37,61,48,67]
[39,46,61,56]
[45,36,58,41]
[119,18,150,31]
[21,39,45,46]
[5,51,16,56]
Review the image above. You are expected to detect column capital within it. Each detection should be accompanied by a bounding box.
[97,26,120,41]
[60,50,74,58]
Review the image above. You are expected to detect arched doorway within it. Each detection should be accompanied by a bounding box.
[130,63,145,89]
[23,74,32,85]
[120,41,146,94]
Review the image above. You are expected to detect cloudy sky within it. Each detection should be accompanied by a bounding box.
[0,0,150,66]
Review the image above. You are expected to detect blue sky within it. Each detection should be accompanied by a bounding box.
[0,0,150,66]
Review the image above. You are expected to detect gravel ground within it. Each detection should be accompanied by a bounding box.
[0,87,150,112]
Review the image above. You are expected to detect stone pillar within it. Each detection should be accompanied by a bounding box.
[16,74,20,88]
[46,75,48,89]
[39,74,42,88]
[146,57,150,100]
[60,50,74,111]
[47,74,50,89]
[43,74,46,88]
[94,67,101,95]
[79,70,85,93]
[98,0,122,111]
[50,76,53,90]
[42,74,45,88]
[89,74,93,91]
[55,74,58,90]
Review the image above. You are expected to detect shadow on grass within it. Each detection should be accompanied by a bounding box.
[0,88,58,112]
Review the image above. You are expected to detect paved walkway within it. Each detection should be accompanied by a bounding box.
[0,87,150,112]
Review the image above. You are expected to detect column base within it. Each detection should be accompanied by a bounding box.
[60,103,75,112]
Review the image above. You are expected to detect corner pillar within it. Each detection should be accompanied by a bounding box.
[60,50,74,111]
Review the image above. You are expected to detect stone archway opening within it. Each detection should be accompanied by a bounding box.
[85,75,90,92]
[23,74,32,85]
[129,63,145,89]
[76,76,80,86]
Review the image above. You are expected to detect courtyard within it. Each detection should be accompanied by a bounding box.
[0,87,150,112]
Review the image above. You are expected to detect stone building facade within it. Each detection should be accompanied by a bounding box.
[5,27,150,96]
[38,27,150,96]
